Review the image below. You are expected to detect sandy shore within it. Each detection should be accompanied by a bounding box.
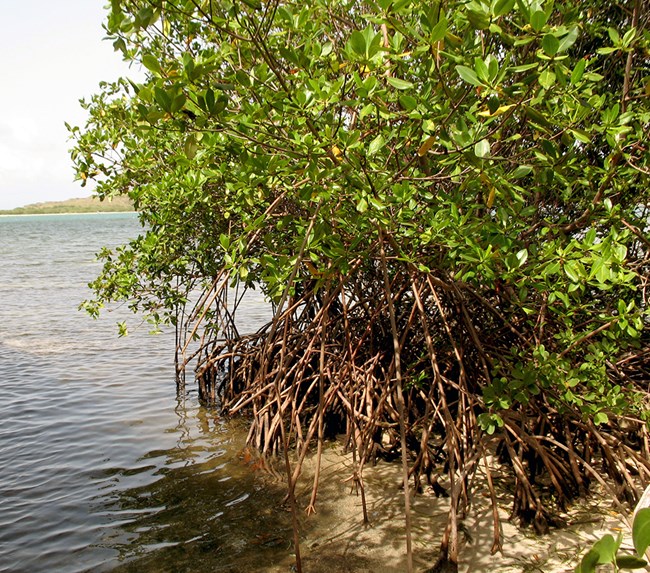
[258,444,639,573]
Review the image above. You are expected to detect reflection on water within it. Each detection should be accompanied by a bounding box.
[93,398,291,573]
[0,214,282,573]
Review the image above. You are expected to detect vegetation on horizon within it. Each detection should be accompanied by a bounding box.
[0,195,134,215]
[72,0,649,571]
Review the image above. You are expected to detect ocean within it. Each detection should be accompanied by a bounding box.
[0,213,286,572]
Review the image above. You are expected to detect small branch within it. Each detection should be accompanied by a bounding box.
[558,320,615,358]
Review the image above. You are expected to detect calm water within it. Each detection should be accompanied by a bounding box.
[0,214,287,573]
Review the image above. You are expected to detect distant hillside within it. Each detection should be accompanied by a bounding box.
[0,196,134,215]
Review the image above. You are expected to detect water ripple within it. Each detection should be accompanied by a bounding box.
[1,214,280,573]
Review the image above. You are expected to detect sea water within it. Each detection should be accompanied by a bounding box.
[0,213,285,573]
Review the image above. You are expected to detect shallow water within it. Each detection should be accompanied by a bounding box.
[0,213,286,573]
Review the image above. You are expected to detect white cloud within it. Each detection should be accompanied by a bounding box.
[0,1,135,209]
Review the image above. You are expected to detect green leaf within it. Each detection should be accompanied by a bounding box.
[593,412,609,425]
[142,53,162,75]
[387,77,414,90]
[512,165,533,178]
[576,548,599,573]
[564,260,585,282]
[493,0,516,17]
[570,129,591,144]
[621,26,636,45]
[539,70,556,89]
[348,30,366,56]
[113,37,127,54]
[633,508,650,557]
[117,321,128,337]
[467,8,490,30]
[530,10,547,32]
[615,555,648,569]
[169,93,187,114]
[399,95,418,110]
[362,26,380,58]
[556,291,570,307]
[542,34,560,56]
[516,249,528,266]
[515,0,531,21]
[486,55,499,82]
[184,134,198,159]
[571,59,586,84]
[608,27,621,44]
[486,95,500,114]
[154,87,172,112]
[578,534,620,569]
[474,139,491,158]
[240,0,261,9]
[510,62,538,72]
[367,134,384,156]
[456,65,483,86]
[205,88,216,114]
[475,58,489,82]
[600,534,623,563]
[430,17,448,42]
[135,6,155,29]
[558,27,579,52]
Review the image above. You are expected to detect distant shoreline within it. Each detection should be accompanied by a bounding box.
[0,196,134,216]
[0,211,136,217]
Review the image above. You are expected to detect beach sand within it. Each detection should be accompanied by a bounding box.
[260,444,640,573]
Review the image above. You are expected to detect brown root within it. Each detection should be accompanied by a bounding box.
[174,234,650,569]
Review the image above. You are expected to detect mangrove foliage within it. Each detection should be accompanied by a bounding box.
[71,0,650,570]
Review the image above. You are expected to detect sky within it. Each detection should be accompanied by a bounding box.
[0,1,136,210]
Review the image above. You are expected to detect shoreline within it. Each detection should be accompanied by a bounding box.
[0,195,134,216]
[0,210,137,217]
